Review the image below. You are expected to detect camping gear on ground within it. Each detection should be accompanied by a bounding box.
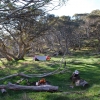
[38,78,46,85]
[34,55,51,61]
[75,79,88,87]
[36,78,50,86]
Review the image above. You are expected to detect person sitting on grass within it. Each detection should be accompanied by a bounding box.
[70,70,80,88]
[70,70,89,88]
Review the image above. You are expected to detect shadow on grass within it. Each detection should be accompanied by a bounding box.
[45,92,100,100]
[0,91,100,100]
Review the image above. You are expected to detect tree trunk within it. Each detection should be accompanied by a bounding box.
[0,83,58,92]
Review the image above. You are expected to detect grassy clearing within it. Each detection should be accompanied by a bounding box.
[0,54,100,100]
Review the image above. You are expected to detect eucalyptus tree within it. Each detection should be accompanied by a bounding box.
[72,13,90,50]
[0,0,68,61]
[73,13,89,37]
[41,15,82,54]
[52,15,82,54]
[87,10,100,52]
[30,14,59,54]
[0,0,68,23]
[1,16,49,60]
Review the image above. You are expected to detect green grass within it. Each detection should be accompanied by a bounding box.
[0,54,100,100]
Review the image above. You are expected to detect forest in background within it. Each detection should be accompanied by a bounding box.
[0,0,100,61]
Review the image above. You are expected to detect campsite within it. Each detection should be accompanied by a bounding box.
[0,0,100,100]
[0,52,100,100]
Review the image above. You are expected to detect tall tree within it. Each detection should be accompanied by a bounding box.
[87,10,100,52]
[0,0,68,60]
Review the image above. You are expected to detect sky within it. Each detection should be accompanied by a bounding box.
[48,0,100,17]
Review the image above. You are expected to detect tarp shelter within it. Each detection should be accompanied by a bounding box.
[34,55,51,61]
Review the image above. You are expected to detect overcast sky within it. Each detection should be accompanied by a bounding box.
[48,0,100,17]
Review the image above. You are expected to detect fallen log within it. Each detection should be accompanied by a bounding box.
[0,83,58,92]
[0,67,64,81]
